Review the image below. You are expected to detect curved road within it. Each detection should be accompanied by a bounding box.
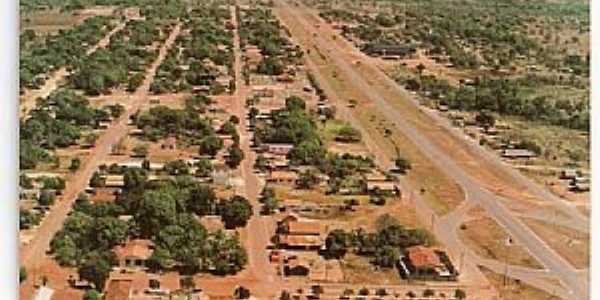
[274,1,588,299]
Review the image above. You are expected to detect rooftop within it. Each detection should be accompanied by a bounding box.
[407,246,442,269]
[280,235,323,247]
[104,279,132,300]
[287,221,322,235]
[114,239,154,261]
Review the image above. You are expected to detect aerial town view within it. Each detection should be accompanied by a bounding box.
[18,0,589,299]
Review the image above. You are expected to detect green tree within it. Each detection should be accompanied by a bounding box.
[254,154,269,172]
[69,158,81,171]
[124,168,147,190]
[188,184,217,216]
[475,111,496,129]
[219,195,252,229]
[195,158,213,177]
[336,124,362,143]
[89,171,105,188]
[92,217,129,249]
[38,190,56,206]
[285,96,306,111]
[19,266,27,283]
[375,214,400,232]
[78,251,114,290]
[132,144,149,158]
[135,189,179,237]
[83,289,101,300]
[165,160,190,175]
[455,289,466,300]
[296,169,319,189]
[226,146,244,168]
[20,210,41,230]
[220,121,237,135]
[394,156,411,174]
[374,245,398,268]
[324,229,349,259]
[256,56,284,75]
[199,135,224,157]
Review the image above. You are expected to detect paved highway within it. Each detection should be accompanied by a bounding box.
[276,1,587,299]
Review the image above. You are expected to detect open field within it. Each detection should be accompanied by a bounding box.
[21,9,88,34]
[340,254,403,285]
[458,216,543,269]
[522,218,589,270]
[480,267,561,300]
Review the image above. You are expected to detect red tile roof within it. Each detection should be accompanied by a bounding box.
[105,279,132,300]
[287,221,322,235]
[279,235,323,247]
[113,239,154,261]
[407,246,441,269]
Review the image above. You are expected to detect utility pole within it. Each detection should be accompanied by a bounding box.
[503,236,509,286]
[459,251,465,274]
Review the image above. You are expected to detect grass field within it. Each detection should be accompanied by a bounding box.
[522,218,589,269]
[480,267,561,300]
[21,9,86,34]
[458,217,543,269]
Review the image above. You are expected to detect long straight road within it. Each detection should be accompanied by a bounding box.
[228,4,282,297]
[19,22,182,299]
[274,1,587,299]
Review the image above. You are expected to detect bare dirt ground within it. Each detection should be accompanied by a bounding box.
[480,267,561,300]
[458,217,544,270]
[189,6,285,298]
[340,254,403,285]
[521,218,589,270]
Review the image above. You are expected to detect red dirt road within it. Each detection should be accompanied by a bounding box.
[19,23,182,300]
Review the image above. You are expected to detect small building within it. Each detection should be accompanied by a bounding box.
[33,286,54,300]
[287,221,322,236]
[572,182,590,192]
[362,43,416,57]
[104,175,125,188]
[398,246,458,281]
[104,279,133,300]
[90,187,120,203]
[560,169,579,180]
[264,143,295,155]
[276,74,295,83]
[20,188,41,200]
[269,250,282,263]
[149,162,165,172]
[113,239,154,270]
[267,171,298,185]
[278,217,324,250]
[117,160,144,169]
[501,149,537,159]
[284,256,310,276]
[99,121,111,130]
[161,137,177,150]
[268,157,290,171]
[252,86,275,98]
[366,181,400,196]
[129,128,144,136]
[279,235,323,250]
